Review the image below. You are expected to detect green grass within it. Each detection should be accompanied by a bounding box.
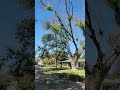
[49,70,85,77]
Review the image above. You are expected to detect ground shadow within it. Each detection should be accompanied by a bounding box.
[35,65,85,90]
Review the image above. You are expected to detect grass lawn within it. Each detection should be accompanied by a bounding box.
[36,66,85,90]
[49,70,85,77]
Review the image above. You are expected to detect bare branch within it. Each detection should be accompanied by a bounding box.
[40,0,47,7]
[86,0,103,66]
[106,50,120,68]
[64,0,70,16]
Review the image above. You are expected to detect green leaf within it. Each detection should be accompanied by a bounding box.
[45,3,52,11]
[76,19,85,30]
[51,24,62,34]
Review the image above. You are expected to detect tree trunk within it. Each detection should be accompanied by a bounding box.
[71,59,77,70]
[68,51,80,70]
[70,54,80,70]
[60,62,62,68]
[86,75,102,90]
[86,71,106,90]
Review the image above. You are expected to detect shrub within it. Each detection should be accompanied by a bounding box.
[43,57,55,65]
[79,62,85,68]
[54,73,84,82]
[55,73,68,79]
[15,74,34,90]
[68,74,84,82]
[0,75,12,89]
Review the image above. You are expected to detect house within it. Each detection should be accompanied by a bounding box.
[58,59,85,68]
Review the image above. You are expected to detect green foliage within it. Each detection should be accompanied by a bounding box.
[107,0,120,8]
[45,3,52,11]
[69,74,84,81]
[42,34,54,43]
[54,73,84,82]
[51,24,63,34]
[67,16,73,21]
[80,40,85,48]
[79,62,85,68]
[50,70,85,77]
[6,19,35,77]
[107,0,120,25]
[16,18,34,48]
[50,70,85,82]
[16,75,34,90]
[0,75,10,89]
[39,0,85,71]
[76,19,85,30]
[52,50,68,61]
[18,0,34,9]
[43,57,55,65]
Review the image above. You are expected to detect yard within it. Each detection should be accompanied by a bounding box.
[35,65,85,90]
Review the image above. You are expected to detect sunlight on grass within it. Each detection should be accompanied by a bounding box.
[49,70,85,77]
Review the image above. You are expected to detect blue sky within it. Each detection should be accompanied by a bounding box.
[35,0,85,56]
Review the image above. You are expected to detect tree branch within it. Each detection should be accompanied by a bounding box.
[85,61,91,75]
[86,0,103,66]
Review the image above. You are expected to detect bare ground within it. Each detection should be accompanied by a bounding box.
[35,65,85,90]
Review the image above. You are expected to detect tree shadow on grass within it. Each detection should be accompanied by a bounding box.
[35,67,85,90]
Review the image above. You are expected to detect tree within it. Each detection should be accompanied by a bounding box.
[52,50,68,68]
[107,0,120,25]
[6,19,35,76]
[85,0,120,90]
[107,0,120,79]
[17,0,34,9]
[39,0,85,70]
[0,57,6,70]
[38,32,69,68]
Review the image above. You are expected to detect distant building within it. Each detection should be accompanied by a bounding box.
[58,59,85,68]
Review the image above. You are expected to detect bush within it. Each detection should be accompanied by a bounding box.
[55,73,68,79]
[78,62,85,68]
[15,74,34,90]
[43,57,55,65]
[68,74,84,81]
[0,75,12,89]
[54,73,84,82]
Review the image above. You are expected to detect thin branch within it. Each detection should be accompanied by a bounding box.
[106,53,120,72]
[64,0,70,16]
[40,0,47,7]
[54,11,72,36]
[71,1,74,16]
[65,0,78,51]
[106,50,120,67]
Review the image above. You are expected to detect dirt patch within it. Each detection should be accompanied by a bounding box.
[35,66,85,90]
